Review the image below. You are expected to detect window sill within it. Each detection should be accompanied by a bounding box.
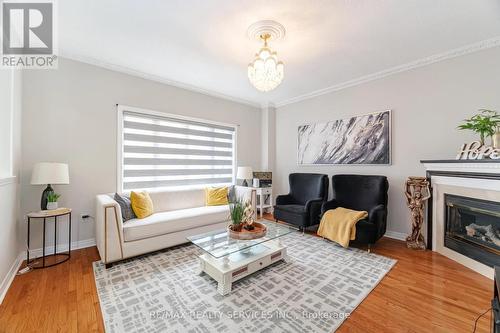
[0,176,17,187]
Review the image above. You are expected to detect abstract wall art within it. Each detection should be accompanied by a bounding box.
[297,110,391,165]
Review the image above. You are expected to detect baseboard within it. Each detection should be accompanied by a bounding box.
[24,238,96,258]
[1,238,96,305]
[384,230,407,241]
[0,253,23,305]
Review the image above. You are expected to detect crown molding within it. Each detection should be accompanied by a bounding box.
[275,36,500,107]
[58,52,262,109]
[60,36,500,111]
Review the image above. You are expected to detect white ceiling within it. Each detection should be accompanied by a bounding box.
[59,0,500,107]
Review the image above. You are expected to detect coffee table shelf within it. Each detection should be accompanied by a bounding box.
[187,220,297,295]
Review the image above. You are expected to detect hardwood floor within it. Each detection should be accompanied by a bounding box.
[0,247,104,333]
[0,229,493,332]
[338,238,492,333]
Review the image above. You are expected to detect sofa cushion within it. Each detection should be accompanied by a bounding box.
[123,205,230,242]
[114,193,136,222]
[130,191,154,219]
[205,187,229,206]
[275,204,307,215]
[148,188,206,213]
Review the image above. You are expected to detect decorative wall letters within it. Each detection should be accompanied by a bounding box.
[456,141,500,160]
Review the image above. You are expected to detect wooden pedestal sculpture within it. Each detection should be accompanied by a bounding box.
[404,177,431,250]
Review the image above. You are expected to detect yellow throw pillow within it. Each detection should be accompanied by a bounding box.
[130,191,154,219]
[205,187,229,206]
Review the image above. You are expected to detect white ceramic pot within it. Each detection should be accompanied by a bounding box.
[47,202,58,210]
[493,132,500,149]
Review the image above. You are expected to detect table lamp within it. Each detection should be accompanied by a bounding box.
[31,162,69,210]
[237,166,253,187]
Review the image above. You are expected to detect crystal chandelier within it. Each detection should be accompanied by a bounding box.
[247,33,284,92]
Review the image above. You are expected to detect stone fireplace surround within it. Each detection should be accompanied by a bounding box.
[422,160,500,279]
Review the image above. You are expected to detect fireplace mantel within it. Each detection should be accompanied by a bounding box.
[421,159,500,278]
[422,159,500,175]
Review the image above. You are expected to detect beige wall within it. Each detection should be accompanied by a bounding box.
[21,58,261,249]
[0,70,22,303]
[17,46,500,250]
[274,46,500,238]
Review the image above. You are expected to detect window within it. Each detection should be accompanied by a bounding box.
[117,106,236,192]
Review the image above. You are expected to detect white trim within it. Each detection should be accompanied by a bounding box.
[428,177,498,279]
[8,69,14,177]
[384,230,407,241]
[116,106,124,193]
[25,238,96,260]
[60,37,500,109]
[430,175,500,192]
[0,238,97,304]
[116,105,238,193]
[422,162,500,174]
[58,53,261,108]
[0,253,23,305]
[0,176,16,186]
[232,126,238,185]
[118,104,238,129]
[275,36,500,107]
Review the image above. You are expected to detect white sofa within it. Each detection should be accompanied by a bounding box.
[95,186,256,267]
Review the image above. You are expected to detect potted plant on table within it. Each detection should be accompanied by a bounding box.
[46,192,61,210]
[458,109,500,146]
[228,198,267,240]
[228,198,245,232]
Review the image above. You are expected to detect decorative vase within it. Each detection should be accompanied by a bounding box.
[46,202,58,210]
[493,132,500,149]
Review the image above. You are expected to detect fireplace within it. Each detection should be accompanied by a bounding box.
[445,194,500,268]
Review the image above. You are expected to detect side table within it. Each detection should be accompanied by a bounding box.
[26,208,72,269]
[251,187,273,218]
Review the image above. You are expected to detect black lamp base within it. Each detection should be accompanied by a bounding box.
[41,184,53,210]
[242,179,248,187]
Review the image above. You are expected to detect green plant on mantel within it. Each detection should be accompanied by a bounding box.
[47,192,61,203]
[458,109,500,145]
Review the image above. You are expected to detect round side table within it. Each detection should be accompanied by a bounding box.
[26,208,72,269]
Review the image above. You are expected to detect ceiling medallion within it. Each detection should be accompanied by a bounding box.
[247,20,285,92]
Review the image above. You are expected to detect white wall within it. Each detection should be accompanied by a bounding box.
[275,46,500,237]
[0,70,22,303]
[260,104,276,172]
[21,58,261,249]
[0,71,12,178]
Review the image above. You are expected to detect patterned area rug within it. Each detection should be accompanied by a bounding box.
[93,232,396,333]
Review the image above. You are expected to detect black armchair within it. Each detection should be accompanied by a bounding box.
[321,175,389,245]
[274,173,329,229]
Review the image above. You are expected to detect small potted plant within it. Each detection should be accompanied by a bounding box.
[228,198,267,240]
[228,198,245,232]
[458,109,500,145]
[46,192,61,210]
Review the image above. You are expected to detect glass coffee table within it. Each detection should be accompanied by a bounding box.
[187,220,298,295]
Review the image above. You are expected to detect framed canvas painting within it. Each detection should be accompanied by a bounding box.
[297,110,391,165]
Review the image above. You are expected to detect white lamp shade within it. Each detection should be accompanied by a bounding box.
[236,166,253,180]
[31,162,70,185]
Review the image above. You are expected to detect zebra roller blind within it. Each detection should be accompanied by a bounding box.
[120,109,236,191]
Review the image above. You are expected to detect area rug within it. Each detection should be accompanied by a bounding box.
[93,232,396,333]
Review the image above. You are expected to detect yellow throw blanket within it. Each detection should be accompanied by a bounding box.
[318,207,368,248]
